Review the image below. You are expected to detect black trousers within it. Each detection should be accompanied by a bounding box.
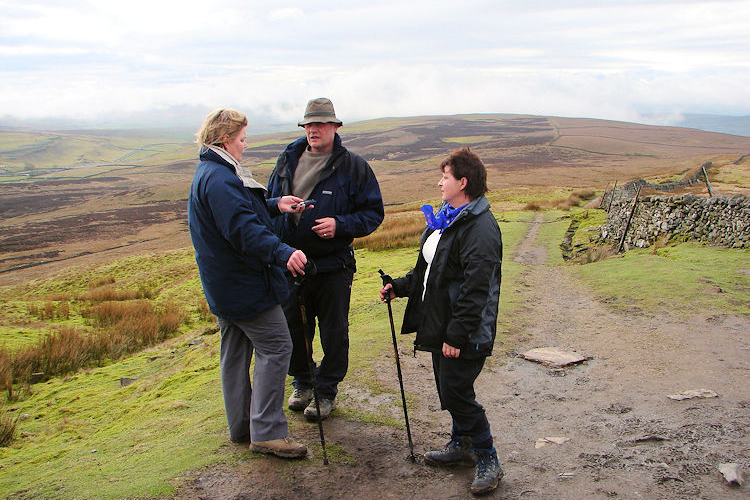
[431,352,492,446]
[283,266,353,400]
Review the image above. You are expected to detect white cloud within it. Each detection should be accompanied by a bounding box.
[0,0,748,127]
[267,7,304,21]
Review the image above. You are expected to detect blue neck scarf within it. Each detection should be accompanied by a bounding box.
[421,203,467,233]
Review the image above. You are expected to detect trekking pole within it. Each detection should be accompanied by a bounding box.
[294,260,328,465]
[378,269,415,462]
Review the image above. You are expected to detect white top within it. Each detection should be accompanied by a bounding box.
[421,230,442,300]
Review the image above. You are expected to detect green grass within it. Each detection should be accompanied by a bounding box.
[493,212,535,348]
[3,205,746,498]
[0,130,194,174]
[531,208,749,315]
[0,205,530,499]
[573,242,750,316]
[0,337,228,499]
[533,210,572,265]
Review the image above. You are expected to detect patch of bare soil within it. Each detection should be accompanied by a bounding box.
[173,214,749,500]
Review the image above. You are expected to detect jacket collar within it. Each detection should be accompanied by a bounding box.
[281,133,344,176]
[439,195,490,227]
[200,146,266,191]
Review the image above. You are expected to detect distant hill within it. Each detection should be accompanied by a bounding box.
[1,113,749,282]
[672,114,750,137]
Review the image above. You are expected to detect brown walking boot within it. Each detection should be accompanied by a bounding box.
[250,437,307,458]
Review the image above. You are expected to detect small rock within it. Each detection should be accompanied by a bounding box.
[535,437,570,449]
[120,377,137,387]
[187,338,204,346]
[667,389,718,401]
[718,463,744,486]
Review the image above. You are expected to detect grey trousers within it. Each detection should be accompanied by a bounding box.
[217,306,292,443]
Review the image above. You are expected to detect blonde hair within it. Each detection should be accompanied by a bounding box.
[196,109,248,149]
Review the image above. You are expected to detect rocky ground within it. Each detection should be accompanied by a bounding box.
[170,215,749,500]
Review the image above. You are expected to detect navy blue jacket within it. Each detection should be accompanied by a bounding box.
[188,147,295,321]
[267,134,384,272]
[392,196,502,358]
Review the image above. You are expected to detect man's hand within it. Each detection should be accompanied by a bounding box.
[442,342,460,358]
[286,249,307,277]
[312,217,336,239]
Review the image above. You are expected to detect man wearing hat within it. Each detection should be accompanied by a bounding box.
[267,98,384,421]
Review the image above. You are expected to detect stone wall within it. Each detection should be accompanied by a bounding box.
[601,163,710,205]
[599,194,750,249]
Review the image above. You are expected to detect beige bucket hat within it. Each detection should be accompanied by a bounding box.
[298,97,343,127]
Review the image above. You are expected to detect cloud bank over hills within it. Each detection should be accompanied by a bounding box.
[1,1,748,132]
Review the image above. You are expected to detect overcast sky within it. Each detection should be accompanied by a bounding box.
[1,0,749,129]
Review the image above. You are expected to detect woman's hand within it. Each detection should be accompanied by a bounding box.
[442,342,460,358]
[278,195,312,214]
[286,249,307,277]
[380,283,396,302]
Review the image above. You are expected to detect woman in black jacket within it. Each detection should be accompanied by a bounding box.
[380,147,503,495]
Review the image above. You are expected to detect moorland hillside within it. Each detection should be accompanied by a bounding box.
[2,113,749,284]
[1,114,749,500]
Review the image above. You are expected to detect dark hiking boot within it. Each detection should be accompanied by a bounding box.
[304,397,336,422]
[470,448,503,495]
[424,436,476,467]
[288,387,313,411]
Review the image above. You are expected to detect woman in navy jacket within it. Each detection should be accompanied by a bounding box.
[188,109,309,459]
[380,147,503,495]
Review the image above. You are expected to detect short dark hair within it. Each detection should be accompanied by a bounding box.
[440,147,488,200]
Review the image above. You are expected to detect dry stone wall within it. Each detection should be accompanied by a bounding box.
[600,194,750,249]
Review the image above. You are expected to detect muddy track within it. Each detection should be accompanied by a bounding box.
[171,214,749,500]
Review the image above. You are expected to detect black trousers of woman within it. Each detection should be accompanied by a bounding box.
[431,352,492,447]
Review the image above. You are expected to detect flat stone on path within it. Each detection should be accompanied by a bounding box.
[535,436,571,449]
[718,463,745,486]
[666,389,718,400]
[520,347,589,368]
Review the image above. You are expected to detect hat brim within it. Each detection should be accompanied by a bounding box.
[298,117,343,127]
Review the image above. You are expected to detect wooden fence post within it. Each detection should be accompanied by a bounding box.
[618,185,642,253]
[606,180,618,212]
[599,182,610,209]
[702,165,714,198]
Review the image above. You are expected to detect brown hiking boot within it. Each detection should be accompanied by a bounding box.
[250,437,307,458]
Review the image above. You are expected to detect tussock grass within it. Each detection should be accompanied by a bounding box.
[577,244,617,264]
[1,300,187,396]
[27,300,70,320]
[354,213,425,251]
[0,410,17,447]
[81,284,154,301]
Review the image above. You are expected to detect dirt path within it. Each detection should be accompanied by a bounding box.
[172,214,749,500]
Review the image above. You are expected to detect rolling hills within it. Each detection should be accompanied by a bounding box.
[1,113,749,283]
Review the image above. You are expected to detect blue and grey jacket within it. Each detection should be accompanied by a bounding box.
[267,134,384,273]
[188,147,295,321]
[392,196,502,358]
